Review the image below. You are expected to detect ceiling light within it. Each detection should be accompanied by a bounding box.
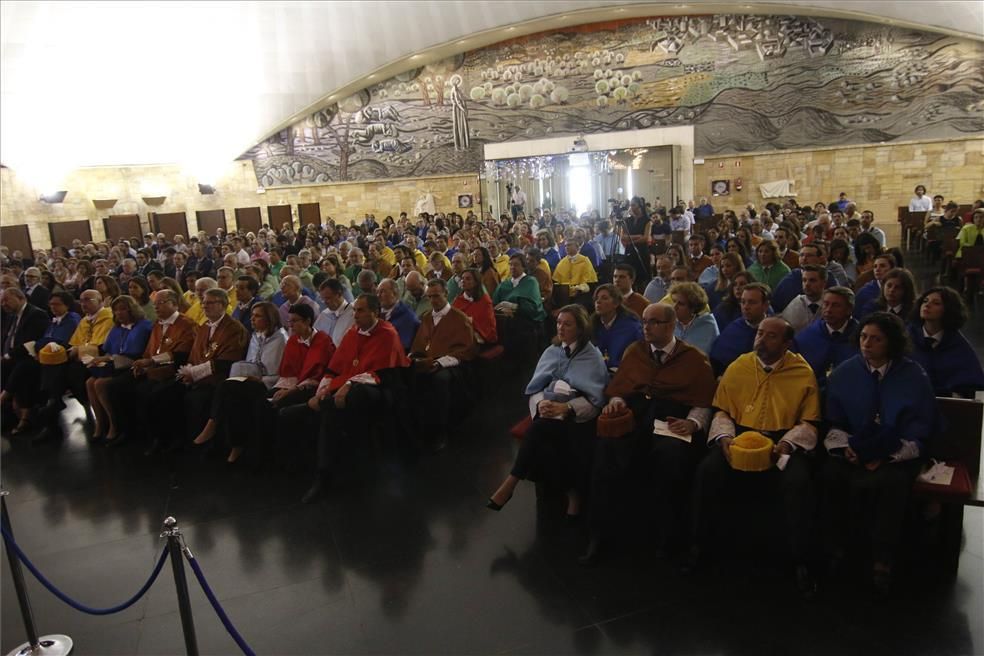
[506,26,516,31]
[410,54,421,59]
[367,74,376,79]
[39,191,68,204]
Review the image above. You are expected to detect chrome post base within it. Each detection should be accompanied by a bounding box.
[6,634,73,656]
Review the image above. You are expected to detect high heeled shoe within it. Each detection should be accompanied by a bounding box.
[486,493,512,511]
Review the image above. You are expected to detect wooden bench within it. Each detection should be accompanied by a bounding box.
[913,397,984,578]
[897,208,928,252]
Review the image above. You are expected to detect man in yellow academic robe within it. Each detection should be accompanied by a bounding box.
[689,317,821,598]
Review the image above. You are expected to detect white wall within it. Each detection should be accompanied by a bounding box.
[484,125,695,203]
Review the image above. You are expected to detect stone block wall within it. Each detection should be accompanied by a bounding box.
[694,136,984,246]
[0,160,480,249]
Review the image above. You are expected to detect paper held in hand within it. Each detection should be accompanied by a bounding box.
[653,419,691,443]
[918,460,955,486]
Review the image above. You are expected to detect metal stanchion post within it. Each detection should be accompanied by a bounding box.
[1,491,73,656]
[160,517,199,656]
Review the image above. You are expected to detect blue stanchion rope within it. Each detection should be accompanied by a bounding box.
[0,524,169,615]
[186,554,257,656]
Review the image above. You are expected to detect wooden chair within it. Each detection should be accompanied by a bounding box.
[900,210,928,252]
[957,245,984,303]
[671,230,686,246]
[938,226,961,276]
[912,397,984,578]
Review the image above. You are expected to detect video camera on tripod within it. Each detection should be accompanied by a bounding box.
[608,197,630,221]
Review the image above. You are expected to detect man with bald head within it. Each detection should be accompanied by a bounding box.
[401,271,431,317]
[377,278,420,352]
[278,274,319,331]
[689,316,821,597]
[446,252,468,302]
[581,302,717,565]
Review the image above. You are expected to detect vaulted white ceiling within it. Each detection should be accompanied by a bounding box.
[1,0,981,186]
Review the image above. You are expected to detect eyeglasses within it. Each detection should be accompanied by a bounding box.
[642,319,673,326]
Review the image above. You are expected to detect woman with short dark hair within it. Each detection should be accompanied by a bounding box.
[823,311,939,593]
[487,304,608,519]
[906,286,984,398]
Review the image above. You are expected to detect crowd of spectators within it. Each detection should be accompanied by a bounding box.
[2,189,983,598]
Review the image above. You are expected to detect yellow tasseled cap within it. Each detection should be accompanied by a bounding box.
[730,431,774,472]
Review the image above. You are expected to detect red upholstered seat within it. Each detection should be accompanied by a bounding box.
[510,415,532,440]
[479,344,505,361]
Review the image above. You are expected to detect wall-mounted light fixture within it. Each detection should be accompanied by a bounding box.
[142,195,167,206]
[198,184,216,194]
[92,198,118,209]
[39,191,68,203]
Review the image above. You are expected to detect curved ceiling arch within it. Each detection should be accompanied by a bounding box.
[1,0,981,178]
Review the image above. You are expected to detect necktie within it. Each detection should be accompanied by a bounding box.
[808,303,819,315]
[925,336,937,349]
[564,345,572,358]
[830,331,841,341]
[763,366,773,373]
[6,313,21,351]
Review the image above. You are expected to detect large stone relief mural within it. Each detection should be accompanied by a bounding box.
[241,15,984,187]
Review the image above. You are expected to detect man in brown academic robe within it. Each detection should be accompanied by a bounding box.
[181,288,248,444]
[107,289,196,452]
[409,278,477,451]
[581,302,717,566]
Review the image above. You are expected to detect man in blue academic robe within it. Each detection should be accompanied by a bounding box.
[792,287,859,392]
[709,283,770,376]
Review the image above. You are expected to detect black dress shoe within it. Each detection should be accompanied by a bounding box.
[796,564,818,600]
[105,433,128,448]
[679,547,703,575]
[31,427,58,444]
[301,474,330,504]
[872,568,892,598]
[486,493,512,511]
[143,439,162,457]
[578,537,603,567]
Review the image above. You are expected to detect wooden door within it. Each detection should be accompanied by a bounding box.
[152,212,189,240]
[196,209,226,236]
[0,224,33,259]
[103,214,142,243]
[268,205,292,231]
[298,202,321,227]
[235,207,262,234]
[48,220,93,248]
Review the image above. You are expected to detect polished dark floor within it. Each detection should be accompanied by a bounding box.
[2,253,982,656]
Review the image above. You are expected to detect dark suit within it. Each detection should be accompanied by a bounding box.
[1,303,51,404]
[26,285,50,312]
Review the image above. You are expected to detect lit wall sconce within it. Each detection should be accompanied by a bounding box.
[92,198,118,209]
[39,191,68,203]
[198,184,216,195]
[142,196,167,206]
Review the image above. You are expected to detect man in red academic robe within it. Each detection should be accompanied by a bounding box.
[302,294,409,502]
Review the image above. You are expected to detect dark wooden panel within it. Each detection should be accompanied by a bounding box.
[48,220,93,248]
[196,209,226,236]
[0,224,33,259]
[152,212,189,240]
[268,205,292,231]
[298,202,321,227]
[235,207,263,234]
[103,214,142,244]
